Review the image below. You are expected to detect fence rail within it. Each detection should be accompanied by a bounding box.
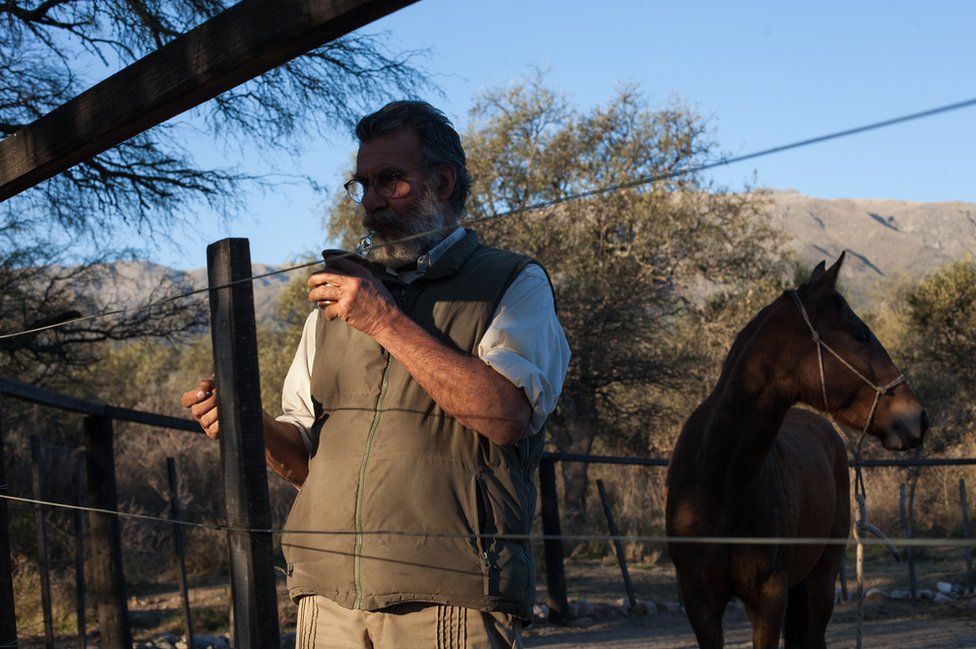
[0,378,202,649]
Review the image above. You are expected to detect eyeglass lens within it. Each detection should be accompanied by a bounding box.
[345,172,412,203]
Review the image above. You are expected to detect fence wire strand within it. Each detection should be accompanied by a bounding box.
[2,95,976,343]
[3,492,975,549]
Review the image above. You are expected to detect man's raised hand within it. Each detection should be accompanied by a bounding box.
[307,257,398,338]
[181,376,219,439]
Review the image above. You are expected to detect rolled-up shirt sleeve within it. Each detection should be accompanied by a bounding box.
[276,309,318,452]
[477,264,570,435]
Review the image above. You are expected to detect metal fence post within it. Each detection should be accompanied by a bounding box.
[960,478,974,594]
[167,457,194,648]
[0,395,17,648]
[539,456,568,623]
[83,414,131,649]
[30,435,54,649]
[207,238,280,649]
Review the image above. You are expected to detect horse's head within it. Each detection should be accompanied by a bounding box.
[788,253,927,451]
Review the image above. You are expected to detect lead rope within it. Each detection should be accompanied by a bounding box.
[790,291,905,649]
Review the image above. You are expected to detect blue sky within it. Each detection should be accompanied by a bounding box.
[144,1,976,268]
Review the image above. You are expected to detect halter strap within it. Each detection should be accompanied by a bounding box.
[788,290,905,443]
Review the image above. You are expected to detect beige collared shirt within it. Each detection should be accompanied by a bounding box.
[277,228,570,449]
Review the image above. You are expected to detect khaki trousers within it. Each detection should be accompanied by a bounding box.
[295,596,523,649]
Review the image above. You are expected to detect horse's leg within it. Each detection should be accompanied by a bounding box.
[676,569,728,649]
[783,547,842,649]
[741,569,789,649]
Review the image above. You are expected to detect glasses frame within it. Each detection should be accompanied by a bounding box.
[344,166,428,204]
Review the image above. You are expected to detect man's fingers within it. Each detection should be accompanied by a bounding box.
[181,389,207,408]
[323,304,342,321]
[190,394,217,419]
[308,270,358,289]
[182,380,217,408]
[309,284,342,304]
[324,257,369,277]
[204,421,219,440]
[199,408,218,429]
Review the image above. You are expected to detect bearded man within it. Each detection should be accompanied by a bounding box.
[182,101,569,648]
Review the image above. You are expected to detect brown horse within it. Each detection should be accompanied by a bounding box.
[666,254,927,649]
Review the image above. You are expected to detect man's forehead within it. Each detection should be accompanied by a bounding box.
[356,129,423,173]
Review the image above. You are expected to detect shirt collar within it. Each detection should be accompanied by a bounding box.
[384,226,466,280]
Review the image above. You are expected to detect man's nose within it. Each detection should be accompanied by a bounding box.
[361,184,388,213]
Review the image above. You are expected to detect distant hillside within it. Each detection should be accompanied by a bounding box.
[95,260,299,325]
[765,190,976,304]
[104,192,975,323]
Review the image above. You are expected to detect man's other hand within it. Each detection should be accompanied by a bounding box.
[308,257,398,337]
[181,376,218,439]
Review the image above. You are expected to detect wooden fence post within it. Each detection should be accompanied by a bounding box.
[539,456,569,623]
[595,479,637,611]
[0,396,17,648]
[960,478,974,594]
[167,458,194,648]
[83,414,132,649]
[207,238,280,649]
[30,435,55,649]
[72,452,87,649]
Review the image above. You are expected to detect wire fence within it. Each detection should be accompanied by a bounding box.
[2,491,976,549]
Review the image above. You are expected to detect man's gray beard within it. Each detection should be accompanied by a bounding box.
[363,190,453,270]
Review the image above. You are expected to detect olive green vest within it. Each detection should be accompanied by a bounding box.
[282,230,548,619]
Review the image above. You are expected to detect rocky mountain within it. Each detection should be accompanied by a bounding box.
[92,260,299,324]
[103,191,975,322]
[765,190,976,304]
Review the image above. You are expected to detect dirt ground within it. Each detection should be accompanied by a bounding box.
[523,558,976,648]
[16,556,976,648]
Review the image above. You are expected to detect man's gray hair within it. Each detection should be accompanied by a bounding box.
[355,101,471,217]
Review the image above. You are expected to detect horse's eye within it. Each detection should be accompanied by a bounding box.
[854,331,870,345]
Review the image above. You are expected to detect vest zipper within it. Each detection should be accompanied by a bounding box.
[353,283,408,608]
[353,352,394,609]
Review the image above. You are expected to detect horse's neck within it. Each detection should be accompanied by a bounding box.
[701,355,792,497]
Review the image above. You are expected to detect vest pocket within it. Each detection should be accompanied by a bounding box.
[475,471,500,596]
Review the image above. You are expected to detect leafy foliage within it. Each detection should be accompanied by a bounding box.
[0,0,431,380]
[886,259,976,452]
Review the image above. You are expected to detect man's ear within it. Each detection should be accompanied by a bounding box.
[434,164,456,205]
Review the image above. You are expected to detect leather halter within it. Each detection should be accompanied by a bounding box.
[789,290,905,443]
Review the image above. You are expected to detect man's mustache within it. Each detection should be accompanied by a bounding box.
[363,210,403,233]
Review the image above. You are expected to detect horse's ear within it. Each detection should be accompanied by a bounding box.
[814,251,846,293]
[802,260,827,287]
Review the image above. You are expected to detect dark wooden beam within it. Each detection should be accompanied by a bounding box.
[539,457,568,624]
[84,415,132,649]
[0,376,200,432]
[207,238,279,649]
[0,0,418,202]
[0,397,18,648]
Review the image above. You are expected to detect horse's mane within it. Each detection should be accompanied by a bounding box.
[694,292,788,483]
[715,292,787,385]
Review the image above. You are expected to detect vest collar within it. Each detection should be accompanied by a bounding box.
[370,229,480,286]
[422,228,479,279]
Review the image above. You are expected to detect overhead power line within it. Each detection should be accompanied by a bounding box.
[2,95,975,342]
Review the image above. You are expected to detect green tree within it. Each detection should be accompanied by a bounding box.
[0,1,431,382]
[893,259,976,451]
